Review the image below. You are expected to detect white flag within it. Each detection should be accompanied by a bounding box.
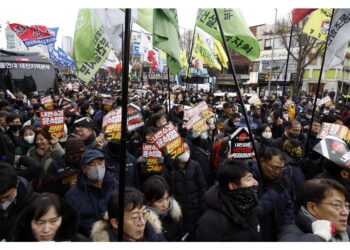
[140,29,151,61]
[101,51,120,69]
[324,9,350,70]
[94,8,137,55]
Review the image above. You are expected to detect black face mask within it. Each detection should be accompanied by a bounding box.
[288,132,300,139]
[9,124,21,132]
[227,185,259,215]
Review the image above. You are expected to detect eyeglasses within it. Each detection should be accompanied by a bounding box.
[265,161,284,172]
[129,209,150,224]
[318,202,350,211]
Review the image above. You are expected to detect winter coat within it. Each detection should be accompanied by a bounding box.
[163,159,207,235]
[279,208,350,242]
[248,161,295,241]
[104,146,140,188]
[270,133,306,151]
[0,131,15,164]
[10,199,88,242]
[147,198,183,241]
[0,177,37,241]
[63,169,119,237]
[14,156,42,182]
[90,218,166,242]
[295,112,311,127]
[15,137,33,155]
[83,134,97,150]
[194,184,262,241]
[254,136,273,158]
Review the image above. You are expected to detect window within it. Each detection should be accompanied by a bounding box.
[264,39,272,50]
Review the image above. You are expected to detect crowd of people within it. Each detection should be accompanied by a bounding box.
[0,78,350,242]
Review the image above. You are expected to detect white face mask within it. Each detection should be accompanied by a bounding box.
[262,132,272,139]
[89,109,95,115]
[267,117,273,124]
[0,191,17,210]
[24,135,35,144]
[177,152,190,163]
[86,166,105,182]
[200,131,208,140]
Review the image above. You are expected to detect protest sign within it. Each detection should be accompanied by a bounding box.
[102,108,122,141]
[184,101,210,120]
[141,143,163,173]
[313,135,350,169]
[127,104,144,131]
[229,127,254,159]
[317,122,350,143]
[248,94,262,105]
[186,113,209,135]
[317,96,333,106]
[151,122,184,159]
[40,110,64,138]
[41,96,54,109]
[102,98,114,111]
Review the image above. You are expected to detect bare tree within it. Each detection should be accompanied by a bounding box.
[275,14,326,94]
[180,29,194,58]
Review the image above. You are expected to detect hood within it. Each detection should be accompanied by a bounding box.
[90,219,110,242]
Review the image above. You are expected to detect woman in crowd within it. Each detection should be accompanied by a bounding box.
[254,124,273,158]
[15,125,36,155]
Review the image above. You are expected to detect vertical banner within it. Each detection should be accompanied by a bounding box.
[142,143,163,173]
[40,110,65,138]
[102,108,122,141]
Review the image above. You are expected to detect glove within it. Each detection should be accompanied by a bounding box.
[311,220,336,241]
[270,174,288,193]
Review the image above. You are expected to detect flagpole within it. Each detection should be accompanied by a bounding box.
[167,67,171,114]
[305,9,335,157]
[280,24,294,117]
[214,9,261,168]
[118,8,131,241]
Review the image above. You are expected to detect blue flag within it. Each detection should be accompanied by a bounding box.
[47,27,59,48]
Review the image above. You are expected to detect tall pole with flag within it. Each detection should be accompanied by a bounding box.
[267,8,278,97]
[213,9,261,168]
[305,9,335,156]
[118,8,131,241]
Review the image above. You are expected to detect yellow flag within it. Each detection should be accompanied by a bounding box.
[180,50,190,77]
[192,30,221,70]
[303,8,332,41]
[214,39,228,69]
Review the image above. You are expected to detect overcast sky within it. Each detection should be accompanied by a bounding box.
[0,0,344,49]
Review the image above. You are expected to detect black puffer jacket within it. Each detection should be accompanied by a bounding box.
[163,159,207,235]
[0,177,36,241]
[194,184,262,241]
[11,199,88,242]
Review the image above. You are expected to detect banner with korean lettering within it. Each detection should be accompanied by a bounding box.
[186,113,209,135]
[41,96,54,110]
[142,143,163,173]
[0,62,51,71]
[317,96,333,106]
[196,8,260,61]
[102,108,122,141]
[303,8,332,41]
[151,122,184,159]
[317,122,350,143]
[74,9,112,83]
[58,97,79,115]
[8,23,56,48]
[102,98,114,111]
[40,110,64,138]
[229,127,254,159]
[184,101,211,121]
[248,94,262,105]
[127,104,145,132]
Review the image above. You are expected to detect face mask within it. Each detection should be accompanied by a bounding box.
[267,117,273,124]
[89,109,95,115]
[24,135,35,144]
[200,131,208,140]
[177,152,190,163]
[306,114,312,119]
[161,121,167,126]
[86,166,105,182]
[262,132,272,140]
[9,125,21,131]
[228,185,258,215]
[0,191,17,210]
[288,132,300,139]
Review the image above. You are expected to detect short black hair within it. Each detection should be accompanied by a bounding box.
[255,124,270,137]
[0,161,18,194]
[108,186,145,220]
[149,113,167,127]
[217,159,251,188]
[0,100,10,109]
[6,113,21,124]
[142,175,171,205]
[261,147,286,162]
[284,119,301,129]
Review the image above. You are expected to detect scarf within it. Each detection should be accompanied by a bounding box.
[300,206,349,242]
[148,198,174,219]
[228,185,258,216]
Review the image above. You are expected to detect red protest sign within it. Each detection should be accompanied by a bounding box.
[229,127,254,159]
[127,104,144,131]
[41,96,54,109]
[184,101,210,120]
[186,113,209,135]
[151,122,184,158]
[40,110,64,138]
[102,108,122,141]
[141,144,164,173]
[317,122,350,142]
[102,98,114,111]
[142,143,163,158]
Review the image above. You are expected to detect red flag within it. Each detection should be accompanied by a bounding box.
[116,63,122,73]
[291,9,318,25]
[147,50,158,70]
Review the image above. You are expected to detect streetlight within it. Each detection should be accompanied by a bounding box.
[267,8,278,96]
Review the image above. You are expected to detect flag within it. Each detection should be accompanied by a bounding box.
[196,8,260,61]
[303,8,332,41]
[47,27,59,49]
[214,39,228,68]
[58,48,75,71]
[152,9,181,75]
[324,9,350,70]
[136,8,153,33]
[291,8,317,25]
[74,9,112,82]
[192,29,221,70]
[102,51,120,69]
[8,23,56,47]
[180,49,190,77]
[147,50,158,70]
[73,9,95,63]
[140,29,152,61]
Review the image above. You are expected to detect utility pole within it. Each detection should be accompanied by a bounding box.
[267,8,278,96]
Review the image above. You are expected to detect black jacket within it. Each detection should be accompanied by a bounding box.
[11,199,88,242]
[194,184,262,241]
[0,177,36,241]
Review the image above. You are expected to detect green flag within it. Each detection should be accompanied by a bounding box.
[196,8,260,61]
[74,9,112,83]
[73,9,95,63]
[153,8,181,75]
[137,8,153,33]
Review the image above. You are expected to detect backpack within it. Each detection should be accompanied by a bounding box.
[211,136,230,168]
